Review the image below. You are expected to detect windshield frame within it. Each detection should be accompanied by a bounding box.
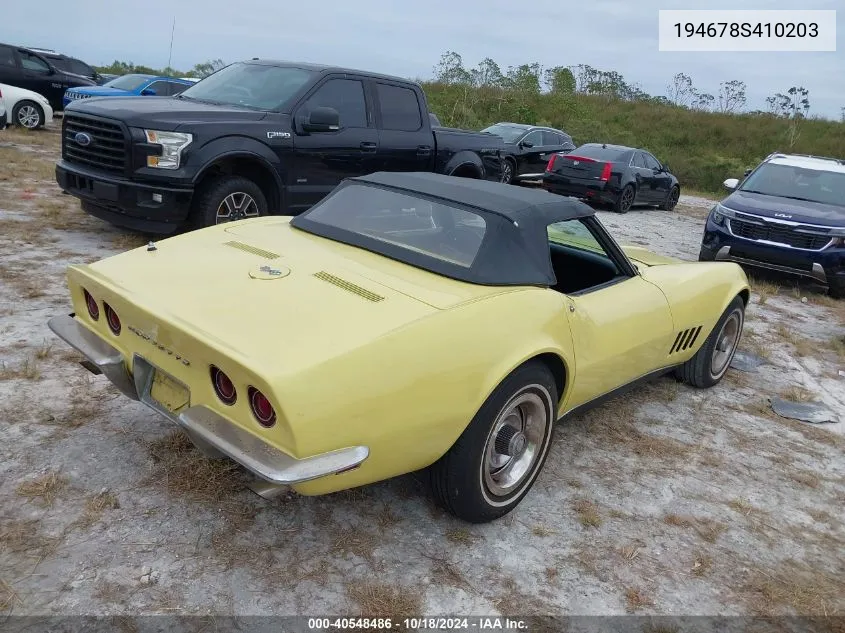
[738,162,845,207]
[177,62,317,112]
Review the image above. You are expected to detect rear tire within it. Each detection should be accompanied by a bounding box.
[190,175,268,230]
[676,296,745,388]
[614,184,635,213]
[13,100,44,129]
[429,361,558,523]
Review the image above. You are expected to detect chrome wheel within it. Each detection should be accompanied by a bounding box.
[500,160,514,184]
[710,311,742,377]
[17,104,41,129]
[215,192,259,224]
[481,387,551,502]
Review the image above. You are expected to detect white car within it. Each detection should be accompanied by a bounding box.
[0,83,54,129]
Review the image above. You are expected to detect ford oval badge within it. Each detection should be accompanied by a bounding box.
[74,132,92,147]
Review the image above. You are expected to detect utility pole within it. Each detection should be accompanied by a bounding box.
[167,17,176,75]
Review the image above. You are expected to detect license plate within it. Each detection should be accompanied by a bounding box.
[150,369,189,413]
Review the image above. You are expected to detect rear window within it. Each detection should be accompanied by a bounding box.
[572,145,629,161]
[298,183,487,268]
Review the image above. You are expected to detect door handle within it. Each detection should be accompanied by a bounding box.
[417,145,432,157]
[360,142,377,152]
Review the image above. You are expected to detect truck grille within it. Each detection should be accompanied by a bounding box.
[729,217,832,251]
[63,114,128,174]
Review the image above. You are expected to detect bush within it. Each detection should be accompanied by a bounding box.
[422,82,845,193]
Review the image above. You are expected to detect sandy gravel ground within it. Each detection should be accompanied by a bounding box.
[1,126,844,621]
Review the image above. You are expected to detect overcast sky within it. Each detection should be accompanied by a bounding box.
[3,0,843,119]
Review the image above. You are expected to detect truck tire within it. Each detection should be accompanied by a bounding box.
[190,176,268,230]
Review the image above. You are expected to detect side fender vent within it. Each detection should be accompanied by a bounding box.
[313,271,384,302]
[670,326,703,354]
[224,241,280,260]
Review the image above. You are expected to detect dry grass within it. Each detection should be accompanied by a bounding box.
[691,553,713,577]
[0,518,59,558]
[143,430,242,502]
[332,527,379,563]
[749,275,780,305]
[741,560,842,615]
[789,471,821,489]
[663,514,694,528]
[0,578,22,613]
[780,385,815,403]
[15,472,68,506]
[112,232,149,251]
[445,527,480,545]
[0,264,48,299]
[662,513,727,543]
[0,355,41,380]
[75,490,121,528]
[346,582,422,618]
[573,498,602,528]
[531,524,556,537]
[624,587,655,612]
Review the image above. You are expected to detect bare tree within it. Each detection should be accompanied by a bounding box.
[666,73,694,106]
[717,80,746,113]
[766,87,810,148]
[691,90,715,111]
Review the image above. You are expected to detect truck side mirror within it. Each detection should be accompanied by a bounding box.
[303,107,340,133]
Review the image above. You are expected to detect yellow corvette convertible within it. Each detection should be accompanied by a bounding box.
[48,172,749,523]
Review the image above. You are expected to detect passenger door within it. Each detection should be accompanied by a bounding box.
[15,50,59,106]
[288,76,379,213]
[630,151,657,204]
[548,218,675,412]
[642,151,672,202]
[373,81,433,174]
[515,129,545,176]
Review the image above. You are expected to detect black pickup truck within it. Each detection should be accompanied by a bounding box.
[56,60,505,234]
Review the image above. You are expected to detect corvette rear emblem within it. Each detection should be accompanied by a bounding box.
[573,160,580,165]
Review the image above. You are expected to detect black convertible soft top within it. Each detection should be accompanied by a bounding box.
[291,172,597,287]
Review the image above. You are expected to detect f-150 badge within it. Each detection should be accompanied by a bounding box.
[267,131,291,139]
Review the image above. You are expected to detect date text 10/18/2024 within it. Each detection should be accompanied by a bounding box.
[658,9,836,52]
[307,617,529,630]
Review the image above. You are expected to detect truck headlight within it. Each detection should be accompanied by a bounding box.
[144,130,192,169]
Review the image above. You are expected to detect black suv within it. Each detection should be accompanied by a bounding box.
[0,43,96,111]
[26,48,104,84]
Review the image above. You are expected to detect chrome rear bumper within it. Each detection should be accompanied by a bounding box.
[714,245,828,285]
[47,314,369,486]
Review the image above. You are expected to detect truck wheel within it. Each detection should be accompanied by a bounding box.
[429,360,557,523]
[191,176,268,229]
[13,101,44,129]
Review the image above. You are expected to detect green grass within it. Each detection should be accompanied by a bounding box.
[422,82,845,193]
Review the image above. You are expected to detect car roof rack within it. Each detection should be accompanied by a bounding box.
[765,152,845,165]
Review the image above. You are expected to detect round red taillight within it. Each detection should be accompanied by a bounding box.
[83,288,99,320]
[103,302,121,335]
[210,366,237,405]
[248,387,276,427]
